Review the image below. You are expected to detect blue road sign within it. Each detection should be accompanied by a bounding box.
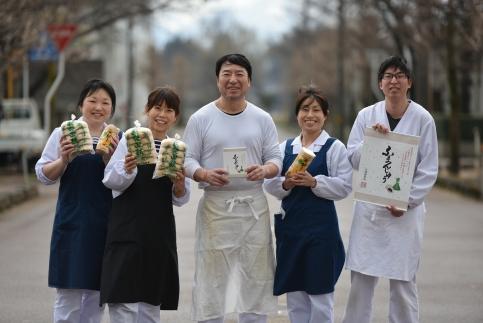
[28,32,59,61]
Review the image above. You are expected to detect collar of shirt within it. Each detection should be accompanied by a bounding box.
[290,130,330,154]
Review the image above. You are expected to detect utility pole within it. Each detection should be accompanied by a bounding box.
[337,0,346,141]
[126,17,134,128]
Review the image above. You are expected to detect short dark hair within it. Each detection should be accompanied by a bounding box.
[77,79,116,116]
[215,53,252,80]
[295,84,329,116]
[377,56,412,82]
[145,86,180,116]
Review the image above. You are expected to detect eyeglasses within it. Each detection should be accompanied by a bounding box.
[383,72,407,80]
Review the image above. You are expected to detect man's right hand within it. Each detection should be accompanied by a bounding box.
[372,123,390,134]
[197,168,229,186]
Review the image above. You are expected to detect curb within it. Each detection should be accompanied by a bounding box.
[435,177,481,200]
[0,185,39,213]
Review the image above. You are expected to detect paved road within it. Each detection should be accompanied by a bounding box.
[0,181,482,323]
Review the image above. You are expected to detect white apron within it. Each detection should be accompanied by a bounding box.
[345,201,426,281]
[191,187,278,321]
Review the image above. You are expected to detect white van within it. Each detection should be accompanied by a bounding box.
[0,98,47,159]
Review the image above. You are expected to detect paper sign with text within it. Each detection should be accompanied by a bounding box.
[354,128,420,210]
[223,147,247,177]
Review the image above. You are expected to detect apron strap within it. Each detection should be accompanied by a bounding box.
[225,195,259,220]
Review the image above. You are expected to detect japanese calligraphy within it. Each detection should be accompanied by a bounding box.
[232,154,244,173]
[381,145,394,183]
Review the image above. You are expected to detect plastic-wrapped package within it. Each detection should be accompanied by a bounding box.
[153,134,186,179]
[60,114,94,162]
[285,147,315,177]
[125,120,157,165]
[95,124,120,156]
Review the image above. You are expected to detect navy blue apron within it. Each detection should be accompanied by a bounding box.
[100,164,179,310]
[273,138,345,295]
[49,148,112,290]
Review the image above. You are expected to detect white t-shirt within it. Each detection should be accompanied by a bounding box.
[183,101,282,191]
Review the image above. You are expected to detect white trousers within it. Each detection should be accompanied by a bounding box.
[342,271,419,323]
[287,291,334,323]
[108,302,160,323]
[53,288,104,323]
[199,313,267,323]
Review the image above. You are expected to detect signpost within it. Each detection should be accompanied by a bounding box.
[43,24,77,136]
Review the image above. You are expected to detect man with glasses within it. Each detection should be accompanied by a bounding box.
[183,53,281,323]
[342,56,438,323]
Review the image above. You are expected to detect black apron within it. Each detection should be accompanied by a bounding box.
[100,164,179,309]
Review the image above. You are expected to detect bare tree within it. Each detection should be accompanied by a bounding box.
[350,0,483,175]
[0,0,204,74]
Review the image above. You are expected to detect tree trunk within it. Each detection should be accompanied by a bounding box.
[446,0,460,175]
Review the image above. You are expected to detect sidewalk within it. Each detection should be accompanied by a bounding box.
[0,173,38,213]
[436,167,482,199]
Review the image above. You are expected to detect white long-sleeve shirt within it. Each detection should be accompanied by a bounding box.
[183,101,282,191]
[102,135,190,206]
[263,130,352,202]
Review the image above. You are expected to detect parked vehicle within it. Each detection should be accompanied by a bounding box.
[0,98,46,165]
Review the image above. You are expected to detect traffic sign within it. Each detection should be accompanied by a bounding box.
[48,24,77,52]
[28,32,59,61]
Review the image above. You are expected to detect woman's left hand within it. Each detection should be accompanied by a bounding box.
[290,171,317,188]
[102,135,119,165]
[171,168,186,197]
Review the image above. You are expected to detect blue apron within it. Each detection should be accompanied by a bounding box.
[49,148,112,290]
[273,138,345,295]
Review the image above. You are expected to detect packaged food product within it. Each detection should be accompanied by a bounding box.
[285,147,315,177]
[153,134,187,179]
[125,120,156,165]
[95,124,120,155]
[60,114,94,162]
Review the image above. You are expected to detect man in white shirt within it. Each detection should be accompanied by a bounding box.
[342,56,438,323]
[183,53,282,323]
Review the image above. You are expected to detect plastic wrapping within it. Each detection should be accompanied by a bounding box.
[153,134,187,179]
[60,114,94,162]
[285,147,315,177]
[95,124,120,155]
[125,120,157,165]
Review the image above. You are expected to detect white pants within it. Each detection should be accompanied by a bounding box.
[53,288,104,323]
[287,291,334,323]
[108,302,160,323]
[342,271,419,323]
[199,313,267,323]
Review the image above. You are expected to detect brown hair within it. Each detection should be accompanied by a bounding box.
[145,86,180,116]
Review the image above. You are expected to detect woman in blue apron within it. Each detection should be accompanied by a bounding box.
[263,85,352,323]
[100,86,190,323]
[35,79,118,323]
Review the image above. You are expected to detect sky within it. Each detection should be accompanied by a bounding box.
[153,0,300,48]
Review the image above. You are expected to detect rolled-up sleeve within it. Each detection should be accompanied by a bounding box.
[311,140,352,201]
[103,136,137,197]
[183,115,203,179]
[262,116,282,171]
[172,178,191,207]
[263,141,291,200]
[35,128,62,185]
